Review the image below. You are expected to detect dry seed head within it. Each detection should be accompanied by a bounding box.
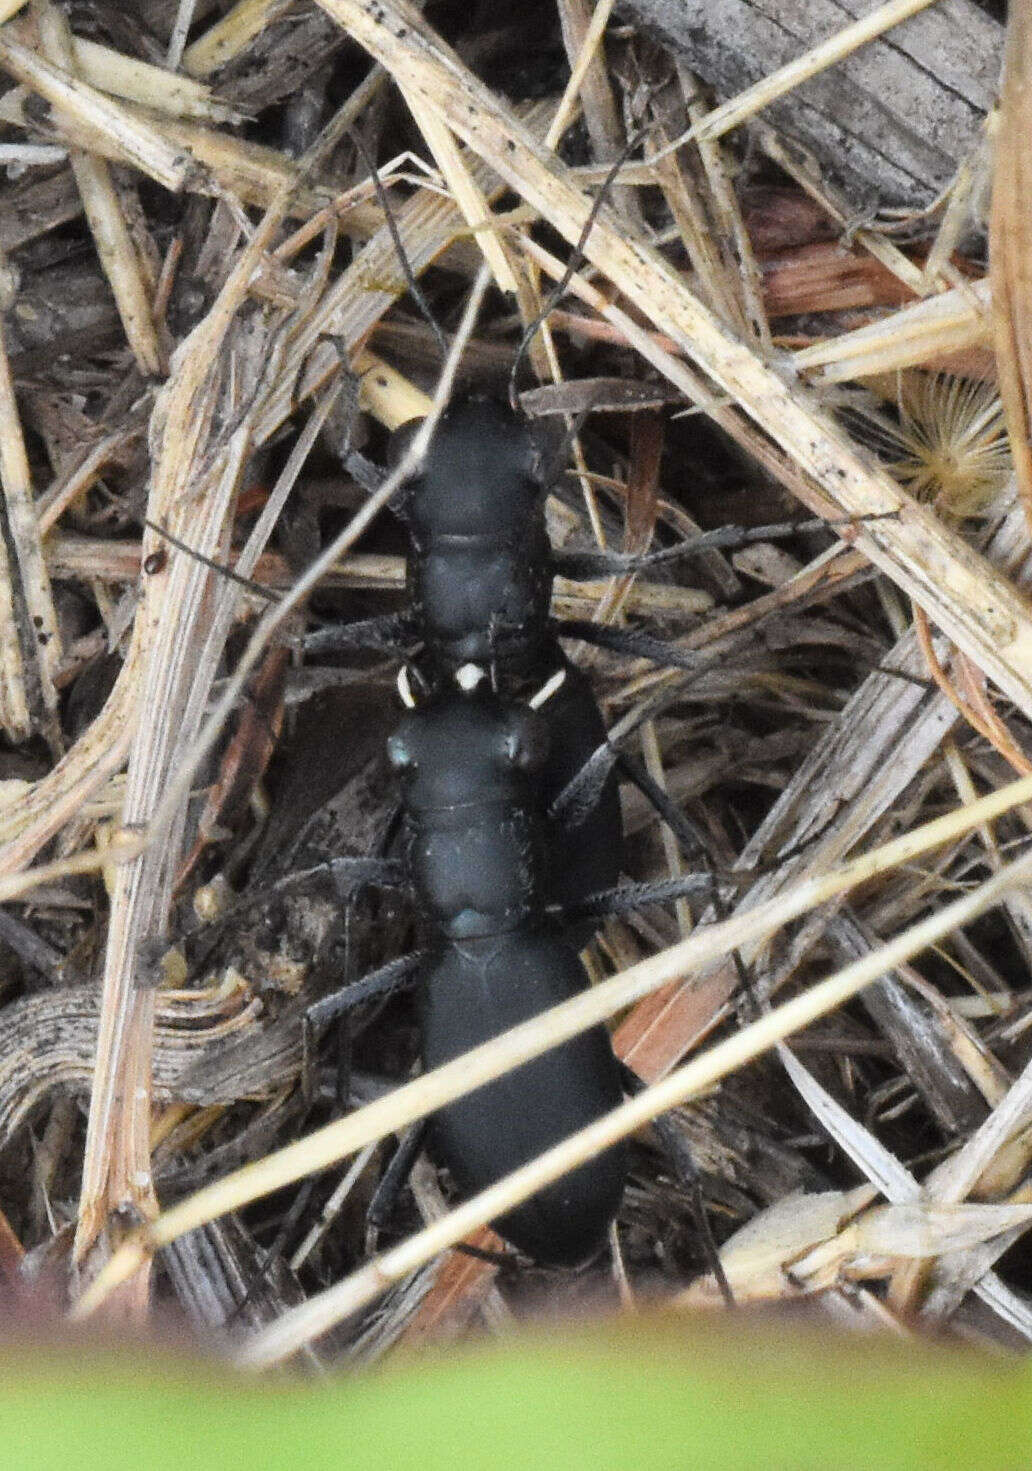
[881,373,1011,519]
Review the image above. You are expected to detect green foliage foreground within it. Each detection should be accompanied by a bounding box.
[5,1314,1030,1471]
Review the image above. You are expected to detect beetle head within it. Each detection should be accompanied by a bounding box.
[389,397,543,538]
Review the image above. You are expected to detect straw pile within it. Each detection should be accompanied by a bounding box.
[2,0,1032,1369]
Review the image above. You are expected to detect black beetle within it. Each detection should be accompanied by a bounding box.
[388,396,625,922]
[387,679,627,1266]
[302,396,732,1263]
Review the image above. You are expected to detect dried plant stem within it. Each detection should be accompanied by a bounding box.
[353,349,432,427]
[317,0,1032,725]
[72,425,250,1286]
[792,278,991,382]
[553,0,640,231]
[154,119,380,226]
[0,110,355,881]
[72,163,312,1277]
[70,36,236,123]
[0,85,372,223]
[237,841,1032,1366]
[546,0,617,149]
[990,3,1032,531]
[41,526,706,617]
[956,650,1032,779]
[913,605,1032,778]
[0,672,136,873]
[645,120,746,332]
[0,263,60,742]
[922,129,990,289]
[165,0,200,71]
[0,837,144,904]
[73,768,1032,1316]
[615,537,1018,1076]
[36,424,146,536]
[35,2,163,377]
[682,71,770,349]
[399,91,518,293]
[181,0,288,77]
[0,33,193,191]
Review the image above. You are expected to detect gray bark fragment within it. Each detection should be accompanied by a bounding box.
[618,0,1002,208]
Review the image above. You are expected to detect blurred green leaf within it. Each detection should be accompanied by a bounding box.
[5,1316,1029,1471]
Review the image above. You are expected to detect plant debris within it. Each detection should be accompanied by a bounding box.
[3,0,1032,1372]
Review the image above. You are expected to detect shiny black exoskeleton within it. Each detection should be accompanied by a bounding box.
[393,397,553,672]
[391,398,623,921]
[387,683,626,1266]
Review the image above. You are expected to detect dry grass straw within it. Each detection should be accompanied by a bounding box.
[991,3,1032,531]
[65,36,237,121]
[35,1,163,378]
[0,60,378,219]
[682,1030,1032,1335]
[0,0,1027,1360]
[239,843,1032,1363]
[0,30,193,190]
[682,73,770,348]
[793,279,992,383]
[180,0,288,78]
[0,256,59,744]
[319,0,1032,724]
[399,93,518,294]
[74,768,1032,1324]
[549,0,617,153]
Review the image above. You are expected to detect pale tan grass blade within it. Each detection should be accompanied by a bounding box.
[990,3,1032,530]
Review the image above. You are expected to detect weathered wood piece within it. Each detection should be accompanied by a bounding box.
[617,0,1002,208]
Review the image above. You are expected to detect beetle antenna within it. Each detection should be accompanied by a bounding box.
[508,124,651,407]
[143,518,281,602]
[349,126,449,366]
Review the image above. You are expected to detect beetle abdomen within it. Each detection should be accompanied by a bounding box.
[419,928,626,1266]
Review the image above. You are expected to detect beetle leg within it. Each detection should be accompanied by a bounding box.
[365,1121,427,1252]
[302,950,424,1105]
[619,1063,735,1308]
[613,749,711,861]
[305,949,424,1034]
[303,611,414,657]
[548,738,618,831]
[551,512,893,581]
[554,871,721,926]
[554,617,702,673]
